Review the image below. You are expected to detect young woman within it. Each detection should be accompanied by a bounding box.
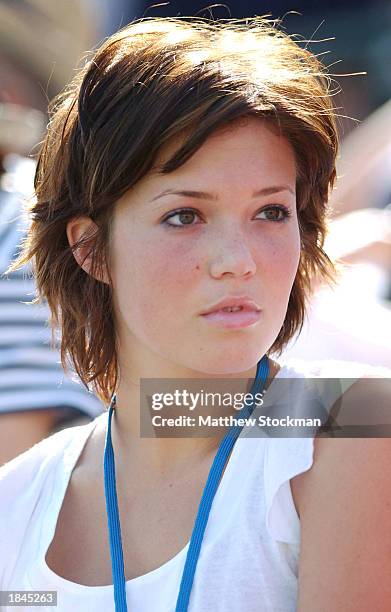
[1,16,391,612]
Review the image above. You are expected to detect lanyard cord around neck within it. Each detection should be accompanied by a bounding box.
[103,354,270,612]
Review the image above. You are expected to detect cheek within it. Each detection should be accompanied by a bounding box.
[115,236,201,324]
[258,228,301,294]
[147,238,201,290]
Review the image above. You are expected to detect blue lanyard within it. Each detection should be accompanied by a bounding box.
[103,355,270,611]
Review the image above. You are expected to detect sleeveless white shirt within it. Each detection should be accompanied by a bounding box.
[1,359,388,611]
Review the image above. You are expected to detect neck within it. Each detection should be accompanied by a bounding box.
[110,357,280,481]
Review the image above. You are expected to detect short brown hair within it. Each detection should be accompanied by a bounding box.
[8,16,339,405]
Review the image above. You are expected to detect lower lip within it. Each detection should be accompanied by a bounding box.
[200,309,262,329]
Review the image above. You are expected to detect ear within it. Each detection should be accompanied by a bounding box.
[66,216,110,285]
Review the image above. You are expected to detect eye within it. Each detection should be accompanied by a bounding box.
[162,204,292,229]
[162,208,202,228]
[256,205,292,222]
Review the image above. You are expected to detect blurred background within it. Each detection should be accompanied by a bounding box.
[1,0,390,463]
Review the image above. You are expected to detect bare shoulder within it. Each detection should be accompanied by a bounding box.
[294,431,391,611]
[291,372,391,516]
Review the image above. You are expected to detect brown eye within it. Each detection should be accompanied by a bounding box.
[257,206,291,222]
[163,209,201,228]
[178,211,196,224]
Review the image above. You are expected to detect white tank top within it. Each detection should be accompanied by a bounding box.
[1,359,388,611]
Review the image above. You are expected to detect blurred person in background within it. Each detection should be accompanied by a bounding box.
[0,0,104,465]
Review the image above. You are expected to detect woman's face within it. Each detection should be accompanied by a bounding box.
[109,117,301,375]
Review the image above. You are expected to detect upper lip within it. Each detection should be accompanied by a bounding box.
[200,295,262,315]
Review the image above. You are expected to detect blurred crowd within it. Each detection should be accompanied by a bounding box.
[1,0,390,464]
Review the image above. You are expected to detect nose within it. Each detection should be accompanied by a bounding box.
[208,229,257,279]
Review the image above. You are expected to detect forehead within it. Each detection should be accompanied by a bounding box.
[151,116,296,182]
[115,116,297,212]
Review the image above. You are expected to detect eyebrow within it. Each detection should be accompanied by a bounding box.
[150,185,295,202]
